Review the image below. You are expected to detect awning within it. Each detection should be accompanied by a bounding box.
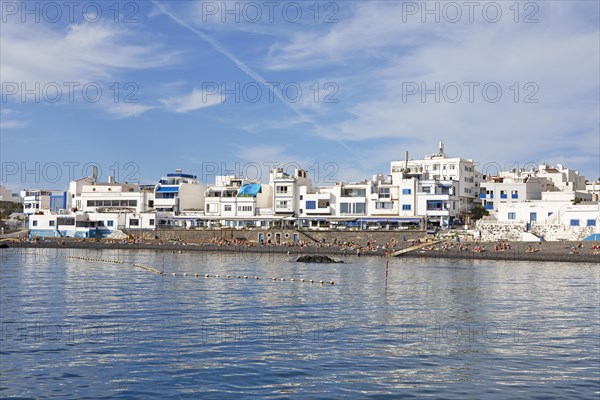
[156,186,179,193]
[357,217,422,223]
[237,183,261,197]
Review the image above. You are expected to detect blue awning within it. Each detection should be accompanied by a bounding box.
[357,217,422,223]
[237,183,261,197]
[156,186,179,193]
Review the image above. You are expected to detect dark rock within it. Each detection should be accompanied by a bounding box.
[296,255,343,263]
[0,243,8,248]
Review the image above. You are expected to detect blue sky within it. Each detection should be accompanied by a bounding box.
[1,0,599,191]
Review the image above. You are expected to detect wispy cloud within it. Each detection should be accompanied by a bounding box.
[1,22,176,85]
[160,88,223,113]
[0,109,28,129]
[101,102,157,118]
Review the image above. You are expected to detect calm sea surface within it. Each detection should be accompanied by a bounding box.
[1,248,599,399]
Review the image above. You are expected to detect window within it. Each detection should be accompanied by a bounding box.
[306,201,316,210]
[276,186,288,194]
[107,221,114,227]
[32,220,38,226]
[149,219,155,226]
[402,204,411,211]
[500,190,507,199]
[421,187,431,193]
[508,212,516,220]
[355,203,366,214]
[49,220,55,226]
[340,202,366,214]
[129,219,139,226]
[376,202,393,209]
[426,200,445,211]
[569,219,580,227]
[238,205,252,212]
[87,200,95,207]
[276,200,289,208]
[341,188,366,197]
[340,203,350,214]
[379,188,390,198]
[224,205,232,212]
[402,188,412,195]
[586,219,596,227]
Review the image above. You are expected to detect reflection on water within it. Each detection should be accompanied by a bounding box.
[1,248,599,399]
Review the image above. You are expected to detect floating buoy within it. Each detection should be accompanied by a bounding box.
[195,273,199,277]
[272,277,276,281]
[291,278,295,282]
[216,274,220,278]
[227,275,231,278]
[205,274,209,277]
[329,281,334,285]
[319,280,324,284]
[244,276,248,279]
[300,278,305,282]
[280,278,285,281]
[172,273,176,276]
[309,280,314,283]
[183,273,188,276]
[255,277,259,280]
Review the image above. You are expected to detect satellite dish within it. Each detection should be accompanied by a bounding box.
[92,166,99,182]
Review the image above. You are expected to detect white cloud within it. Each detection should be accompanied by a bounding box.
[0,119,28,129]
[160,88,223,113]
[0,109,28,129]
[260,2,599,176]
[101,102,157,118]
[1,22,176,85]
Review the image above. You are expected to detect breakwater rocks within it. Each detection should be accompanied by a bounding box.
[296,255,343,263]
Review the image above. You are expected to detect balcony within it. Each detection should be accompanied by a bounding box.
[484,204,494,210]
[512,194,519,199]
[479,193,486,199]
[500,194,507,199]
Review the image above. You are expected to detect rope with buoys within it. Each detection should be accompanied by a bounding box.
[67,257,335,285]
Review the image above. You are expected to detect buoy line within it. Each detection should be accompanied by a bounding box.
[67,257,335,285]
[131,265,335,285]
[68,256,125,264]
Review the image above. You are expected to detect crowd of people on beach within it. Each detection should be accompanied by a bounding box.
[11,230,600,259]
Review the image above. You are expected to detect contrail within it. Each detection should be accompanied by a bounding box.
[151,0,361,159]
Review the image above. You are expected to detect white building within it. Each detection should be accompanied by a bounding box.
[391,142,479,214]
[270,168,312,218]
[154,170,205,226]
[415,179,460,227]
[203,175,273,228]
[479,175,549,213]
[28,177,156,238]
[21,189,67,215]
